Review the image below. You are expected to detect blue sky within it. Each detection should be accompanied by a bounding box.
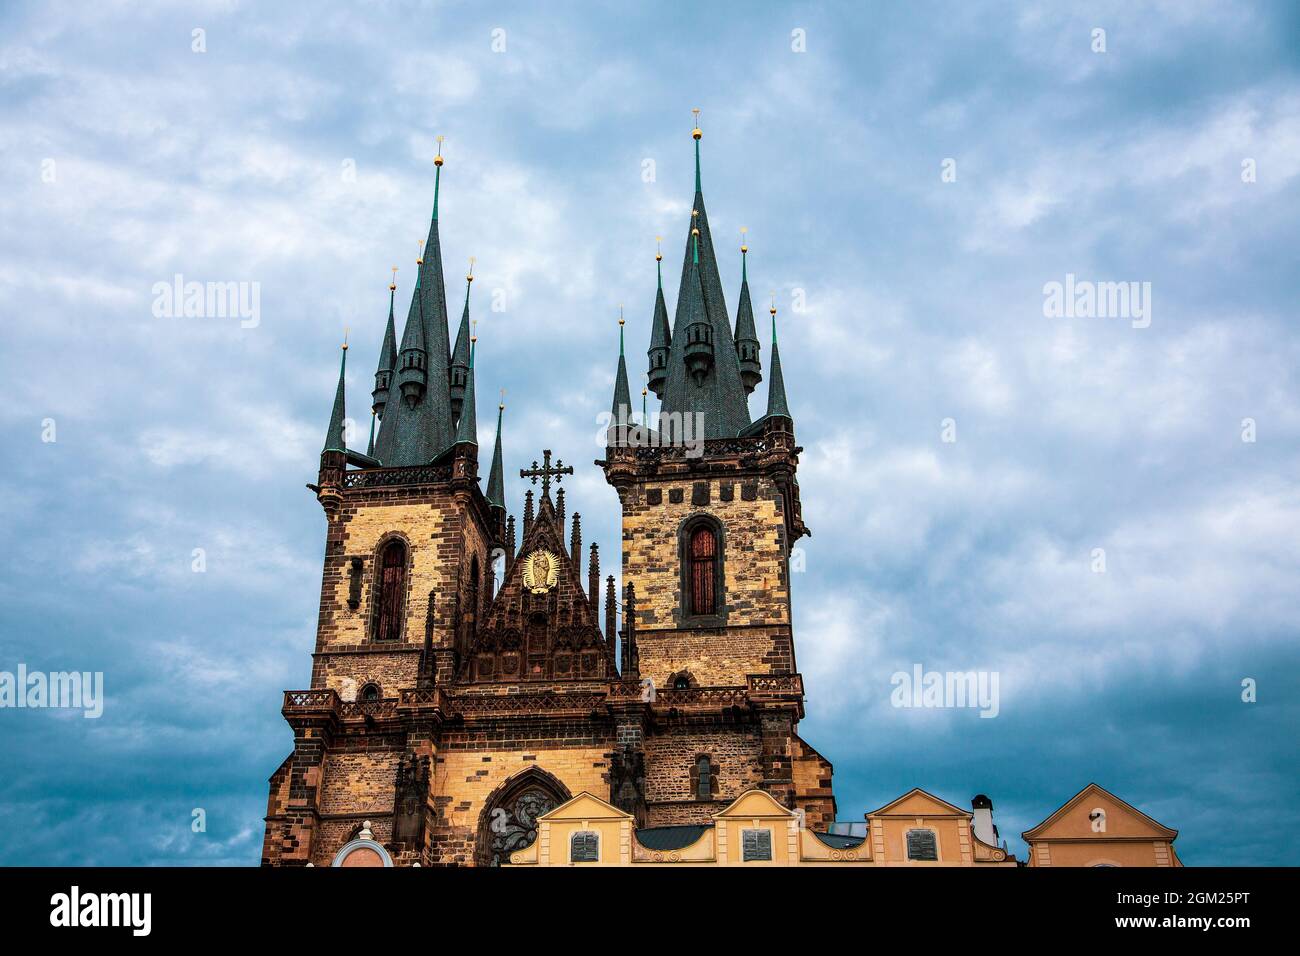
[1,0,1297,865]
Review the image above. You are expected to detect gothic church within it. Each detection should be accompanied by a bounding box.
[261,121,833,867]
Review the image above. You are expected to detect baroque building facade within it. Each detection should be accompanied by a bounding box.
[260,125,1183,870]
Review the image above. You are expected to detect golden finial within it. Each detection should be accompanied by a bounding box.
[740,226,748,254]
[342,326,350,351]
[655,236,662,262]
[389,265,398,291]
[467,256,475,283]
[618,304,625,327]
[417,239,424,266]
[435,135,444,167]
[471,318,478,344]
[691,209,699,238]
[770,290,777,316]
[691,108,702,140]
[499,387,506,411]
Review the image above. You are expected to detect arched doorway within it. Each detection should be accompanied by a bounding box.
[475,767,571,867]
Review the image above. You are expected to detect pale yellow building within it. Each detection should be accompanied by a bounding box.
[508,785,1014,867]
[1022,783,1182,867]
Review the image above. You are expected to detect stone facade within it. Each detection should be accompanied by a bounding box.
[262,405,828,866]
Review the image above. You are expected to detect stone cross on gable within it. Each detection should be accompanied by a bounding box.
[519,449,573,501]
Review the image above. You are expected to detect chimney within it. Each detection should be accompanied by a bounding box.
[971,794,999,846]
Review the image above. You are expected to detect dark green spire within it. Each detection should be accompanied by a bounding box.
[734,239,761,394]
[450,267,473,422]
[371,277,399,417]
[660,122,752,439]
[373,148,459,465]
[692,111,703,192]
[765,306,791,420]
[610,316,633,439]
[414,142,455,454]
[486,401,506,510]
[647,243,671,399]
[432,143,443,219]
[454,336,478,446]
[323,340,348,453]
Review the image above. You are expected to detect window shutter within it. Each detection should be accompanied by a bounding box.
[742,828,772,862]
[906,829,938,861]
[689,526,717,615]
[375,541,407,642]
[570,831,599,863]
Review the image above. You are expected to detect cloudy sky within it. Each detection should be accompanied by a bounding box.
[1,0,1297,865]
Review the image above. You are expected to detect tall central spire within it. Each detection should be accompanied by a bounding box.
[373,140,459,465]
[658,112,753,439]
[693,107,702,193]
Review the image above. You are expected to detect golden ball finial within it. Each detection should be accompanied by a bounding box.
[692,108,702,139]
[655,235,663,262]
[435,135,444,167]
[691,227,699,237]
[740,226,748,254]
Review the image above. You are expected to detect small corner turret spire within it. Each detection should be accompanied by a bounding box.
[647,237,671,399]
[486,390,506,511]
[453,319,478,447]
[734,228,762,394]
[372,267,400,422]
[450,257,475,421]
[766,293,791,421]
[610,309,633,445]
[396,244,429,409]
[323,332,349,454]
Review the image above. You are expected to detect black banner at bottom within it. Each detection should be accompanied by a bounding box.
[0,865,1279,940]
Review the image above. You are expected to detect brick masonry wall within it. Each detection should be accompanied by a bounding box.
[621,475,792,686]
[319,749,404,815]
[638,625,794,686]
[643,724,763,806]
[426,738,614,866]
[310,487,493,689]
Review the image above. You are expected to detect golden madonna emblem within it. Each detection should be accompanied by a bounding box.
[521,549,560,594]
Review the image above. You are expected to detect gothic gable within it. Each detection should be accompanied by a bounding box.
[460,492,611,683]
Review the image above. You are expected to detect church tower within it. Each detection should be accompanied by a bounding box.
[600,115,831,828]
[263,122,837,869]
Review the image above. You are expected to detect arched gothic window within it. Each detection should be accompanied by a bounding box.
[689,526,717,615]
[680,516,725,622]
[360,683,380,702]
[374,539,407,643]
